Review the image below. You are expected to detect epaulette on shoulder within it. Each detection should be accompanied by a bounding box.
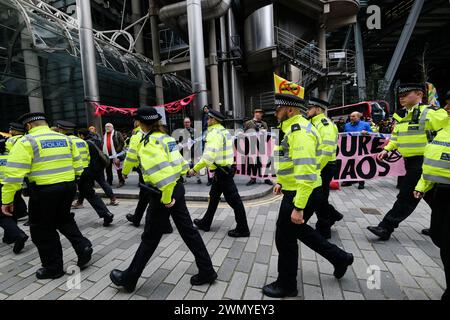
[291,123,301,132]
[426,105,440,111]
[321,118,329,126]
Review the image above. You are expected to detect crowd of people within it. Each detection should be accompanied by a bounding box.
[0,84,449,301]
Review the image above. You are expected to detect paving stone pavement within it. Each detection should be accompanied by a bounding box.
[0,177,445,300]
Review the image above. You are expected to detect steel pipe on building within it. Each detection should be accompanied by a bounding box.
[76,0,101,131]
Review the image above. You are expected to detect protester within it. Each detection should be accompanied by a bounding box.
[102,123,125,188]
[342,112,372,189]
[336,117,346,133]
[180,117,202,184]
[244,109,272,186]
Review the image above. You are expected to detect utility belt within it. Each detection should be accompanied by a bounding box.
[436,183,450,191]
[211,163,236,178]
[139,178,184,197]
[28,180,75,191]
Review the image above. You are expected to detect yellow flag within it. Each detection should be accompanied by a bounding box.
[273,74,305,99]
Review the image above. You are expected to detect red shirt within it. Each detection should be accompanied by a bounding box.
[106,132,112,155]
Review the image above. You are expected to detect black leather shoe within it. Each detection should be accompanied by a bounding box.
[264,179,274,186]
[110,269,136,293]
[317,227,331,240]
[421,228,431,236]
[190,271,218,286]
[13,234,28,254]
[126,214,140,227]
[206,180,213,186]
[331,212,344,225]
[77,246,93,269]
[262,281,298,298]
[163,225,173,234]
[333,253,354,279]
[103,212,114,227]
[228,228,250,238]
[36,268,65,280]
[367,226,391,241]
[246,179,256,186]
[193,219,210,232]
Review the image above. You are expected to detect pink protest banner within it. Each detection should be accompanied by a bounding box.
[233,130,276,180]
[335,132,406,181]
[231,131,405,182]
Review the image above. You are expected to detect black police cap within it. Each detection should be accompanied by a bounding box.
[17,112,47,125]
[307,97,330,110]
[55,120,77,131]
[207,109,226,122]
[445,90,450,101]
[397,83,426,95]
[135,106,162,124]
[9,122,25,132]
[274,93,305,109]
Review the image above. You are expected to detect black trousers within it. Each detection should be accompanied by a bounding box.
[106,159,124,185]
[78,170,115,202]
[276,188,348,289]
[124,182,214,282]
[0,185,27,244]
[77,171,110,218]
[28,181,91,272]
[133,169,150,224]
[429,184,450,301]
[316,162,343,231]
[202,170,249,232]
[379,156,433,232]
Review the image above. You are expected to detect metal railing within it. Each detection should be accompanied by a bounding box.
[274,26,325,76]
[327,49,356,75]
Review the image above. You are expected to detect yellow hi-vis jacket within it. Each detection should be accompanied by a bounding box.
[384,104,448,157]
[274,115,322,209]
[122,130,144,176]
[139,131,189,204]
[5,135,23,153]
[1,125,84,204]
[311,113,338,169]
[0,153,8,184]
[69,135,90,169]
[415,123,450,193]
[193,123,234,172]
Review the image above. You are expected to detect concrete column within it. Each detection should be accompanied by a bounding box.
[76,0,101,130]
[131,0,145,54]
[220,16,230,113]
[132,0,147,107]
[209,20,220,110]
[187,0,208,124]
[354,22,367,101]
[318,25,328,100]
[149,0,164,105]
[20,27,44,113]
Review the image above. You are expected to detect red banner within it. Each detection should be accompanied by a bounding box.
[93,93,197,117]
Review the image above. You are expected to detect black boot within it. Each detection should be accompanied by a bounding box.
[228,228,250,238]
[103,212,114,227]
[36,268,65,280]
[13,234,28,254]
[77,246,93,269]
[190,271,218,286]
[193,218,210,232]
[333,253,354,279]
[367,226,391,241]
[110,269,137,293]
[262,281,298,298]
[126,214,140,227]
